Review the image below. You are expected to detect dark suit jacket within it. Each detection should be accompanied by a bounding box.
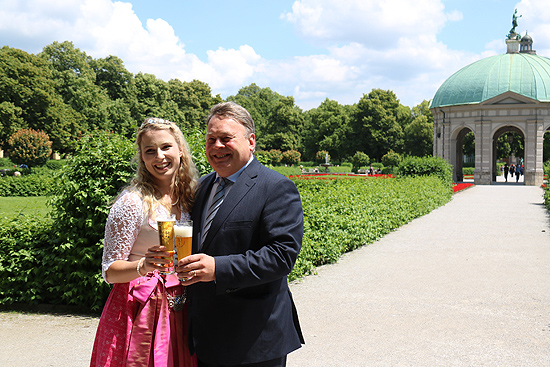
[188,157,304,365]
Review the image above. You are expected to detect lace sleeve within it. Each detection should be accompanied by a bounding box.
[102,191,143,282]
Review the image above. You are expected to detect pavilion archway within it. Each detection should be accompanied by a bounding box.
[492,125,525,183]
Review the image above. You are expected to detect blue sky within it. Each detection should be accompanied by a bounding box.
[1,0,547,110]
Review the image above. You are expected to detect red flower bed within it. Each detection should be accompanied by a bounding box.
[289,173,394,180]
[453,182,474,193]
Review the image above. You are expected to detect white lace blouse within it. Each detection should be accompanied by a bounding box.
[102,190,190,283]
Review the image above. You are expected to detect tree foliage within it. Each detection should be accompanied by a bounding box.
[8,128,52,166]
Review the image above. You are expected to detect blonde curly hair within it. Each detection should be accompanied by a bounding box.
[129,117,198,215]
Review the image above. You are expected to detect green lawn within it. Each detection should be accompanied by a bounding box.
[0,196,51,217]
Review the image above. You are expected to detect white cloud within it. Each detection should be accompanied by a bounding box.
[3,0,550,111]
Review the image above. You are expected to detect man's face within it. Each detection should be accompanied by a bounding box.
[206,115,255,177]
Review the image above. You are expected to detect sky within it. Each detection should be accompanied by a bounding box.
[1,0,549,111]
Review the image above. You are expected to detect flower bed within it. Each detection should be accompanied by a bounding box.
[453,182,474,192]
[289,173,394,180]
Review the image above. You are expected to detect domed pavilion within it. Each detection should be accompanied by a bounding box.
[430,11,550,186]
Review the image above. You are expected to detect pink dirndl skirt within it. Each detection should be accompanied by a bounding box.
[90,271,197,367]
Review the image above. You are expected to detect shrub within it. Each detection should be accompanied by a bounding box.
[47,131,135,310]
[396,155,453,187]
[351,151,370,172]
[289,175,453,280]
[282,150,301,165]
[8,129,52,167]
[0,174,54,196]
[185,127,212,176]
[0,215,56,306]
[268,149,283,164]
[462,167,475,175]
[381,150,402,167]
[45,159,66,170]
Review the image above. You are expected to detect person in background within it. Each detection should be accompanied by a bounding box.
[90,118,198,367]
[177,102,304,367]
[503,163,509,182]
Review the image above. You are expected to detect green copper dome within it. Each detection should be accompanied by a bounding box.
[430,53,550,108]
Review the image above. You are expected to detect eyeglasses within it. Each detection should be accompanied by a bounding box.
[140,118,175,129]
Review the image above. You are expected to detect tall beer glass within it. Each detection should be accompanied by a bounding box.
[174,220,193,280]
[157,216,176,274]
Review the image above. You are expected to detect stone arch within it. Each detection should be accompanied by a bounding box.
[491,125,525,183]
[450,126,475,182]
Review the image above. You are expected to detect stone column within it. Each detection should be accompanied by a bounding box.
[524,119,545,186]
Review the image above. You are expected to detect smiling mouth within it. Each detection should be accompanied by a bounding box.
[155,162,170,170]
[213,153,230,159]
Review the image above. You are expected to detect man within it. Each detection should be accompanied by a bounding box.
[177,102,304,367]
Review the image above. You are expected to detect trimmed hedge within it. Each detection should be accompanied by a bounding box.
[0,174,54,196]
[289,175,453,280]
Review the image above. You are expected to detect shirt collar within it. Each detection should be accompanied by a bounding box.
[215,155,254,184]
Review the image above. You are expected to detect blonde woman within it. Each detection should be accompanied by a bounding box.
[91,118,198,367]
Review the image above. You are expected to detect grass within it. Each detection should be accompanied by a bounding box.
[0,196,51,218]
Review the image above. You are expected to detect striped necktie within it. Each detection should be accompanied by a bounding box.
[201,177,229,247]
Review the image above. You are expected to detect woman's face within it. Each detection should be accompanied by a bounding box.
[140,129,183,186]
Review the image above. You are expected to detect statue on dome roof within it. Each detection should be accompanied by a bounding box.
[507,8,522,39]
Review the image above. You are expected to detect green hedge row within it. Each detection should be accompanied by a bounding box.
[0,174,452,312]
[289,175,452,280]
[0,174,55,196]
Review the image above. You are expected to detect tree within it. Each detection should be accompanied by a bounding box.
[167,79,222,130]
[303,99,353,161]
[403,100,433,157]
[261,96,304,152]
[0,46,82,153]
[351,89,404,161]
[40,41,113,133]
[403,115,433,156]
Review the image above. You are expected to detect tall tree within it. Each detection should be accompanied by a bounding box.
[40,41,112,133]
[303,98,353,161]
[261,96,305,152]
[351,89,404,161]
[403,100,433,156]
[167,79,221,130]
[0,46,81,152]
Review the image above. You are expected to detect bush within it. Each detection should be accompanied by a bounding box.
[0,215,56,306]
[282,150,301,165]
[45,159,66,170]
[0,174,54,196]
[46,131,136,310]
[185,127,212,176]
[8,129,52,167]
[289,175,453,280]
[351,151,370,172]
[396,156,453,187]
[381,150,402,167]
[463,167,475,175]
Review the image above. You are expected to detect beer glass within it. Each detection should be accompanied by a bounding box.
[157,216,176,274]
[174,220,193,280]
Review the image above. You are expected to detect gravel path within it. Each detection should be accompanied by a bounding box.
[1,181,549,367]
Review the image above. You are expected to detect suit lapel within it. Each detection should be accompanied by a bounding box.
[200,159,259,252]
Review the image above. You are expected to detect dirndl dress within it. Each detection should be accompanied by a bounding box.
[90,271,197,367]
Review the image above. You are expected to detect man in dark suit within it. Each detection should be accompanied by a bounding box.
[177,102,304,367]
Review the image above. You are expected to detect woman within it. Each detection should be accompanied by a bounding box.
[90,118,198,367]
